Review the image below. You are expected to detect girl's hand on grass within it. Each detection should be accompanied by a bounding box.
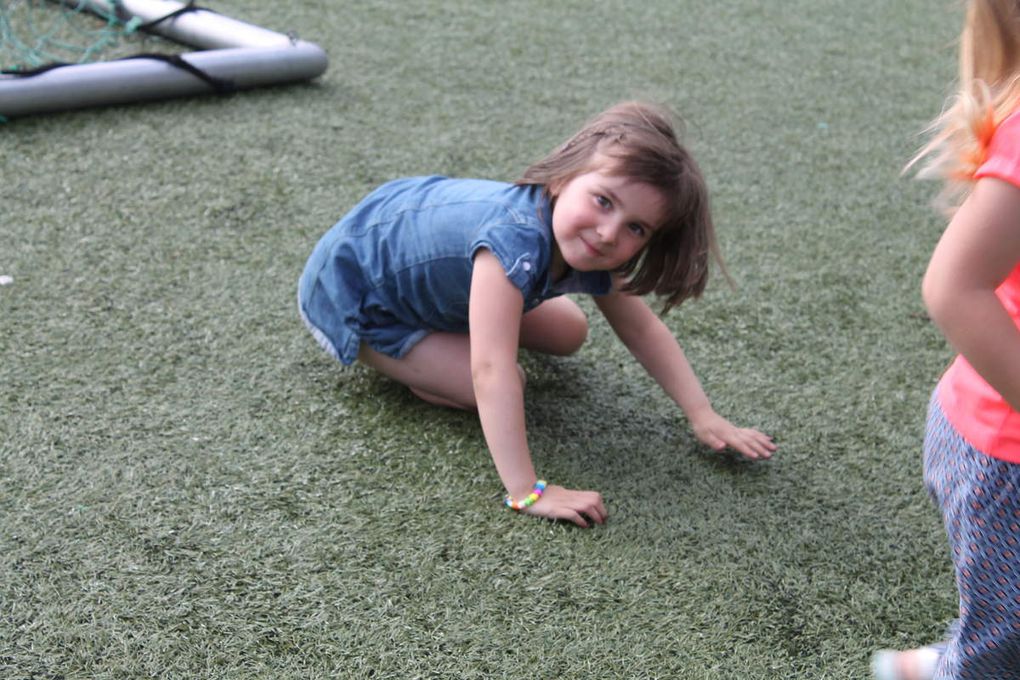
[690,409,776,460]
[523,484,607,528]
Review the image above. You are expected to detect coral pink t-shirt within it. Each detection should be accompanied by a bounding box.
[937,111,1020,463]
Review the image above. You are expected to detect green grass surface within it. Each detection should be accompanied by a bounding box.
[2,1,965,677]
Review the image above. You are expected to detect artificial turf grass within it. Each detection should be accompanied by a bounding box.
[2,0,963,676]
[1,326,954,678]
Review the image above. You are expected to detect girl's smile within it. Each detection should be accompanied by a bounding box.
[580,237,603,257]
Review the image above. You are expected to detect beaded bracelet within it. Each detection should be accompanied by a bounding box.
[504,480,547,510]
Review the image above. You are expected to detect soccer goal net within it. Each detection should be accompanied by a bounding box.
[1,0,167,71]
[0,0,327,119]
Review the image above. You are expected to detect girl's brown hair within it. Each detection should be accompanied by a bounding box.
[517,101,729,312]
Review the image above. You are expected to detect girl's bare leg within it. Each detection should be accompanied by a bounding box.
[358,332,478,409]
[519,296,588,355]
[358,296,589,409]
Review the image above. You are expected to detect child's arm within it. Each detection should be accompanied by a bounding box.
[923,177,1020,411]
[595,283,775,459]
[470,250,607,527]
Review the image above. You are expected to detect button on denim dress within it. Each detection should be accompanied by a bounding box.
[298,176,611,365]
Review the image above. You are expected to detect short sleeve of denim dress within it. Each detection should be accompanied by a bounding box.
[297,176,611,365]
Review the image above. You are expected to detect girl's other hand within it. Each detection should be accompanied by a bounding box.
[523,484,607,528]
[690,409,776,460]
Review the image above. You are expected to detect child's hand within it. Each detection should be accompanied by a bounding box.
[690,409,776,460]
[523,484,607,528]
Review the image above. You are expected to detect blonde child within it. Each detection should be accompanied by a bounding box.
[298,101,775,528]
[872,2,1020,678]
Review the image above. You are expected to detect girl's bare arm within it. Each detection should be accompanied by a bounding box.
[595,284,775,459]
[470,251,606,526]
[923,177,1020,411]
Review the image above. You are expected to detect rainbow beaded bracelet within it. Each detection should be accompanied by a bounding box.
[504,480,547,510]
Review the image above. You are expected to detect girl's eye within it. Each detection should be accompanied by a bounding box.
[595,195,611,209]
[628,223,646,237]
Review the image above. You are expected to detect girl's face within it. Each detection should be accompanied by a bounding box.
[550,160,667,275]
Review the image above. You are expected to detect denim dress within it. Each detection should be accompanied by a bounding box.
[298,176,612,364]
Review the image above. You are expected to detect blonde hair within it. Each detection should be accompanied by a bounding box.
[518,101,729,312]
[911,0,1020,207]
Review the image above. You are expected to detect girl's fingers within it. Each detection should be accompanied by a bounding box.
[563,509,589,528]
[583,501,607,525]
[745,441,772,459]
[579,492,607,525]
[543,504,590,528]
[739,436,769,458]
[563,496,606,526]
[525,487,608,527]
[750,431,777,457]
[727,428,775,459]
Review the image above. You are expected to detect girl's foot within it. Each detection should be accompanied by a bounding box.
[871,647,940,680]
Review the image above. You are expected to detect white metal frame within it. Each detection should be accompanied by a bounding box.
[0,0,328,118]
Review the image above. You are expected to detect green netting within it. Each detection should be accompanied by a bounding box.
[0,0,176,72]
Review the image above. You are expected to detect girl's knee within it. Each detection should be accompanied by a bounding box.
[555,310,589,355]
[521,297,589,355]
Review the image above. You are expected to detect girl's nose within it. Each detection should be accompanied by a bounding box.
[597,221,619,245]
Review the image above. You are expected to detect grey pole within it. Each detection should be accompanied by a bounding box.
[0,0,328,118]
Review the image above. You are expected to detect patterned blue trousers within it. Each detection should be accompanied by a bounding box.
[923,392,1020,679]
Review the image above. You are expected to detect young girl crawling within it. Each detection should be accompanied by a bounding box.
[298,101,775,527]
